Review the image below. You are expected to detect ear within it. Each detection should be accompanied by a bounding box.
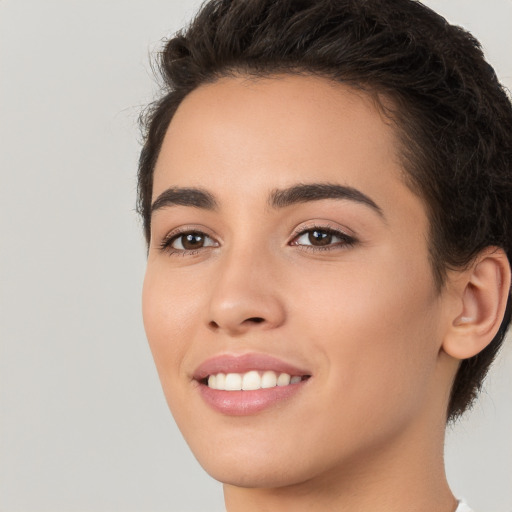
[442,247,511,360]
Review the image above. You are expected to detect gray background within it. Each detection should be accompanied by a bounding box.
[1,1,511,511]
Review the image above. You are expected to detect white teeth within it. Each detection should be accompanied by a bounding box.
[261,370,277,388]
[242,370,260,390]
[277,373,291,386]
[216,373,226,390]
[225,373,243,390]
[206,370,306,390]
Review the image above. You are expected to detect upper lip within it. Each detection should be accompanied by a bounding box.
[193,353,312,381]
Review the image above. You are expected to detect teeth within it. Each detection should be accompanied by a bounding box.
[206,371,305,391]
[277,373,291,386]
[261,370,277,388]
[242,370,261,390]
[216,373,226,389]
[225,373,242,391]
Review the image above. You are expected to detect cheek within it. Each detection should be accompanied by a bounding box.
[289,254,441,417]
[141,264,202,381]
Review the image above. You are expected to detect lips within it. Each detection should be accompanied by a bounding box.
[193,353,312,416]
[193,353,311,381]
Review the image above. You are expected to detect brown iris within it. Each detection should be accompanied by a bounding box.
[181,232,206,250]
[309,230,332,246]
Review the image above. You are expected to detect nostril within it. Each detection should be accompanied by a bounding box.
[207,316,267,332]
[246,317,265,324]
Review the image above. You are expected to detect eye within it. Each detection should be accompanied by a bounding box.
[161,230,218,254]
[291,226,355,250]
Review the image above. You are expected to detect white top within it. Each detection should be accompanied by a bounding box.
[456,502,473,512]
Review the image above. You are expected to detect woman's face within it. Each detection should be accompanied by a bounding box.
[143,75,454,488]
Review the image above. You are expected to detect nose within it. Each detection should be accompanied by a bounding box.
[206,248,286,336]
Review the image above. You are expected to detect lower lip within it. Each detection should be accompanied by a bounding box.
[197,380,308,416]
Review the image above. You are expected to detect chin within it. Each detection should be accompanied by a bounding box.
[179,427,312,488]
[201,457,314,489]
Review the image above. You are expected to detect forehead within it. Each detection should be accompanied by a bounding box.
[153,74,426,230]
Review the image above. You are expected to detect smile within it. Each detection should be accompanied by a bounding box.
[194,354,312,415]
[206,371,307,390]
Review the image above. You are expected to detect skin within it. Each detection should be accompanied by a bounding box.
[142,75,465,511]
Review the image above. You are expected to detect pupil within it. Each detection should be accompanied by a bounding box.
[309,230,331,246]
[183,233,204,249]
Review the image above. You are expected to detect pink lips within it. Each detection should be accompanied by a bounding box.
[193,353,310,380]
[193,353,311,416]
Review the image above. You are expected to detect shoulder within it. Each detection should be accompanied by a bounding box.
[456,502,474,512]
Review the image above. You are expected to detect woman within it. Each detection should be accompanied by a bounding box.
[138,1,512,510]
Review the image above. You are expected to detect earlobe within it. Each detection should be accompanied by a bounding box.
[443,248,511,360]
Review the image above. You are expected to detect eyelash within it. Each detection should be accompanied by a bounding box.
[159,228,218,256]
[290,224,356,252]
[159,225,356,256]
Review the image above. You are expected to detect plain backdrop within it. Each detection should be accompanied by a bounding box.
[1,1,511,511]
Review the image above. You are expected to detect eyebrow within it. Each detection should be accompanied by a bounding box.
[151,182,383,218]
[151,187,218,213]
[269,183,384,218]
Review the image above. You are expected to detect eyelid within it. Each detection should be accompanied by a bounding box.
[290,220,355,240]
[158,225,220,253]
[289,222,357,249]
[156,221,356,255]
